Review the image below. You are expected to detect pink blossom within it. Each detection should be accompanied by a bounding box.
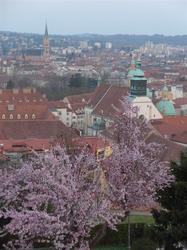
[0,100,173,249]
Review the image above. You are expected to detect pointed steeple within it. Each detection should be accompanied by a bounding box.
[43,21,50,59]
[45,22,48,38]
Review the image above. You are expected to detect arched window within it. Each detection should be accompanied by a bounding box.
[9,114,13,120]
[2,114,5,120]
[17,114,21,120]
[25,114,29,120]
[32,114,36,120]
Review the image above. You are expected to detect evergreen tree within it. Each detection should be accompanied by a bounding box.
[6,80,15,89]
[152,152,187,250]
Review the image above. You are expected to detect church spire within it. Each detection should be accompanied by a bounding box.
[43,22,50,60]
[45,22,48,38]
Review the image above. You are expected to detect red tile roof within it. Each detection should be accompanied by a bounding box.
[0,88,46,104]
[0,104,53,120]
[173,98,187,108]
[0,139,52,152]
[64,92,92,105]
[72,136,109,153]
[88,84,111,107]
[0,120,74,140]
[62,92,94,114]
[151,116,187,144]
[146,132,185,162]
[70,103,85,113]
[48,100,87,113]
[147,82,164,91]
[103,124,185,162]
[48,101,70,110]
[88,84,129,117]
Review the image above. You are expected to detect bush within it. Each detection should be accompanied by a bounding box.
[131,238,157,250]
[92,223,155,247]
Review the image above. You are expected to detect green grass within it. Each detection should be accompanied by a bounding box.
[95,246,127,250]
[94,215,154,249]
[123,215,154,225]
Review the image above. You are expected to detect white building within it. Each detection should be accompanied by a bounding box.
[131,96,162,120]
[94,42,102,49]
[105,42,112,49]
[80,41,89,50]
[171,85,183,100]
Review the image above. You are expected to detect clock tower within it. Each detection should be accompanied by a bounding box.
[130,60,147,97]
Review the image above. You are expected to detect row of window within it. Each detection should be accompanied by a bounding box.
[66,116,77,121]
[1,114,36,120]
[0,99,44,103]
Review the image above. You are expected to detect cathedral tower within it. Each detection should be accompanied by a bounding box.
[43,23,50,59]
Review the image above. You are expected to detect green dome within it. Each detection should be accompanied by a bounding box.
[128,68,145,79]
[133,68,145,77]
[156,99,176,116]
[127,69,136,77]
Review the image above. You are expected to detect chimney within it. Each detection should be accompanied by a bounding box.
[7,104,14,111]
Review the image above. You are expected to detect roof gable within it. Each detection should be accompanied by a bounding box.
[88,84,129,117]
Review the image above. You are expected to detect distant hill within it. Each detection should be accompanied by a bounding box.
[67,34,187,47]
[0,31,187,47]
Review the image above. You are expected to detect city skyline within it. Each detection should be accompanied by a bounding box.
[0,0,187,36]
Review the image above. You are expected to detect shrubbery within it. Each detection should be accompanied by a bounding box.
[93,223,157,248]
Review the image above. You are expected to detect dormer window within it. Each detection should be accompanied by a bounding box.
[25,114,28,120]
[17,114,21,120]
[8,104,14,111]
[2,114,5,120]
[32,114,36,120]
[9,114,13,120]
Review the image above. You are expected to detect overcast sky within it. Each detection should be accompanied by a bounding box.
[0,0,187,35]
